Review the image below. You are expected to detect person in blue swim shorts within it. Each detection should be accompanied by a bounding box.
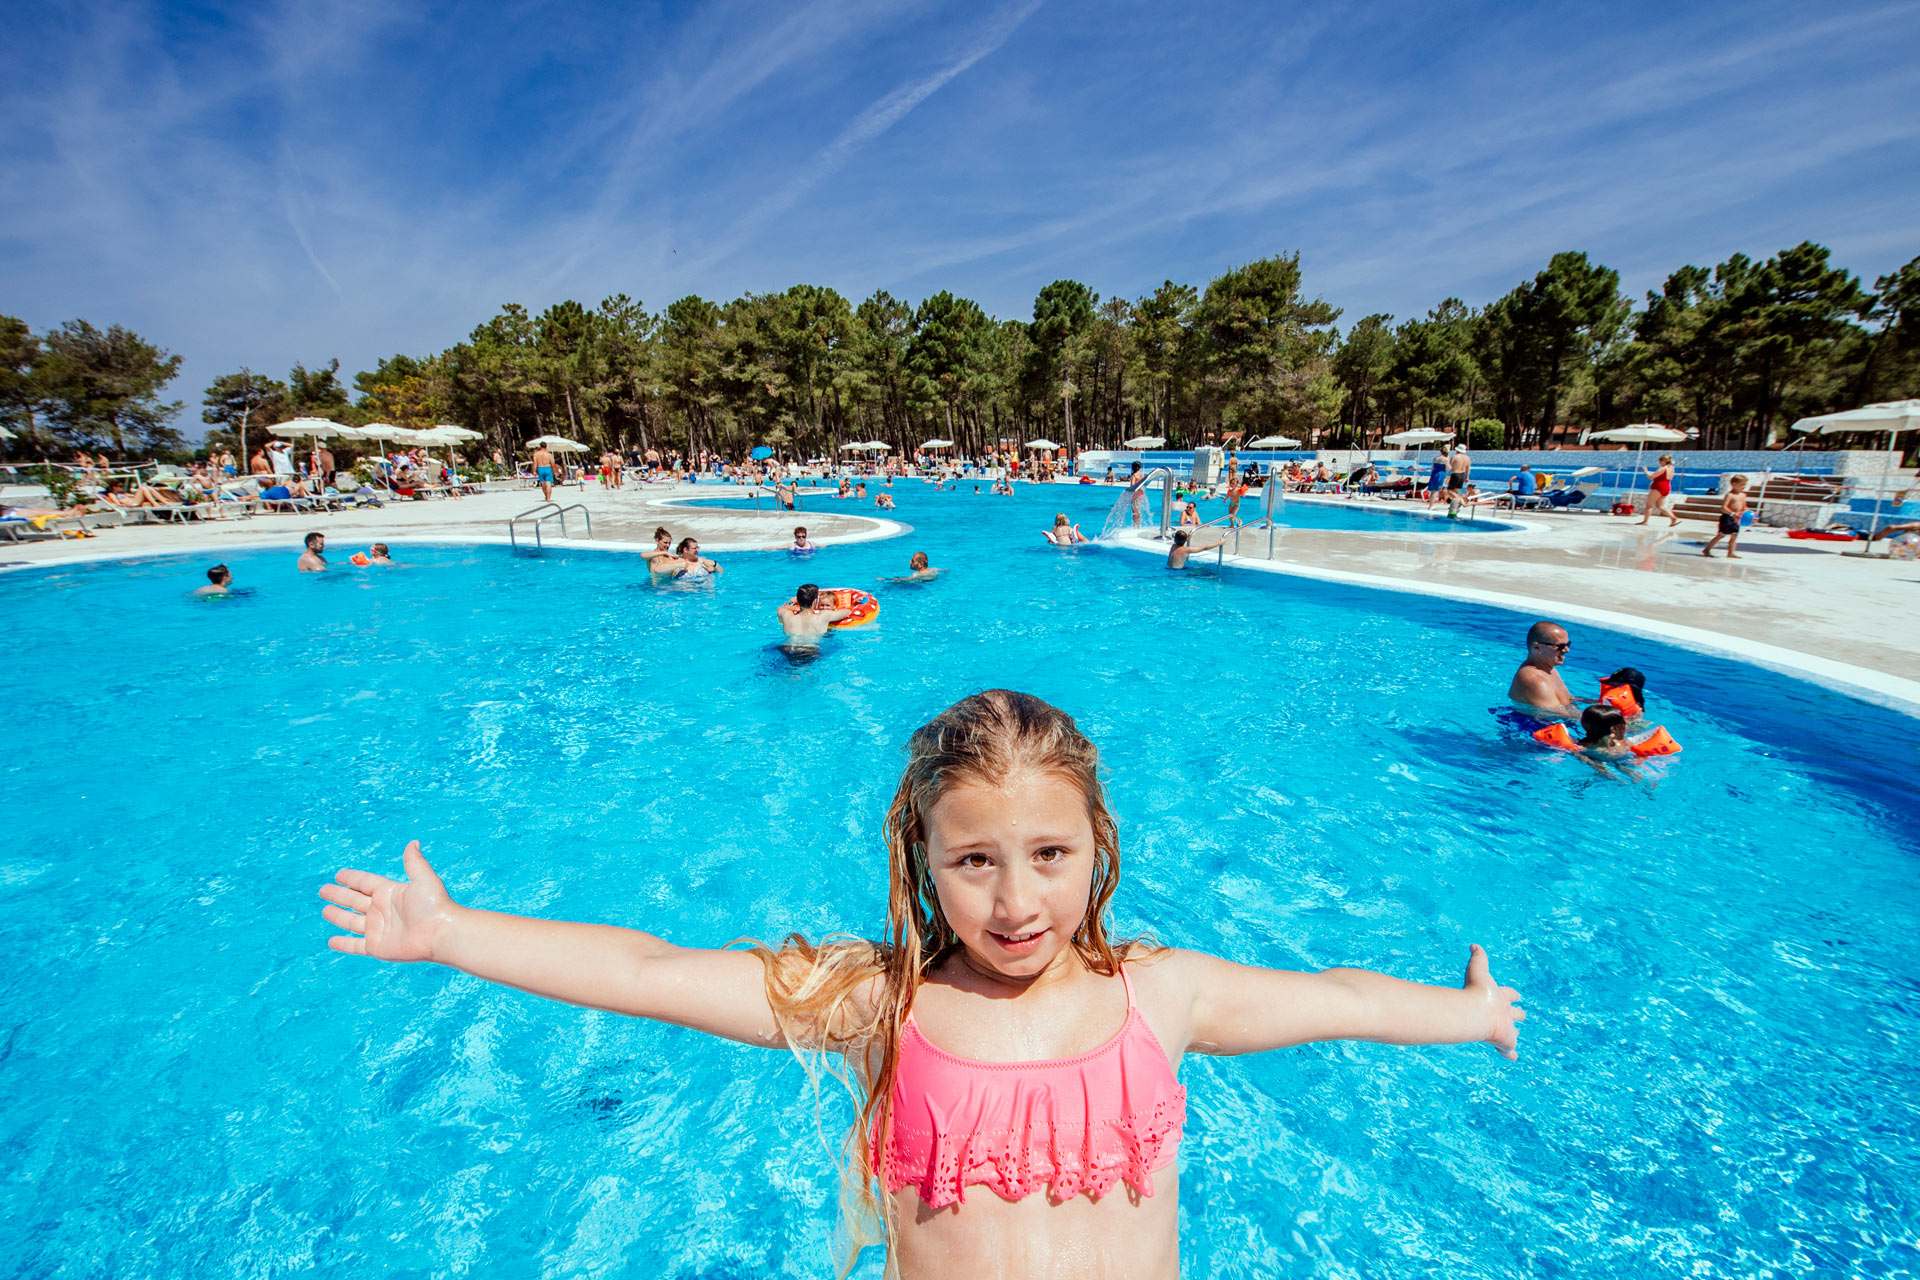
[531,443,555,501]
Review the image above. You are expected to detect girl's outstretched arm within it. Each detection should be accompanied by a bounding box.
[319,841,785,1048]
[1179,943,1525,1060]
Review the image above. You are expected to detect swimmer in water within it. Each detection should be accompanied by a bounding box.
[367,543,394,565]
[778,582,852,645]
[1166,527,1227,568]
[1575,705,1629,753]
[670,538,722,580]
[890,551,943,583]
[297,531,328,573]
[643,527,677,571]
[194,564,233,597]
[1045,513,1086,545]
[791,526,816,554]
[1508,621,1581,716]
[876,493,895,510]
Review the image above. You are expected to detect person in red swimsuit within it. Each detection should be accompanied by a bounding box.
[1639,452,1679,527]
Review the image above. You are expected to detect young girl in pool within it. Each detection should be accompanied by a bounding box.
[319,690,1525,1278]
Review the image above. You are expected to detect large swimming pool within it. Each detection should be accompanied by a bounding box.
[3,482,1915,1278]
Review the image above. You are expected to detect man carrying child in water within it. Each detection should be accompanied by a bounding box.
[777,583,852,644]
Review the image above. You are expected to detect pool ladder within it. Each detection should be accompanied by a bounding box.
[508,502,594,549]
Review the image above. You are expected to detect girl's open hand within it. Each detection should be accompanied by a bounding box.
[1464,943,1526,1060]
[319,840,458,963]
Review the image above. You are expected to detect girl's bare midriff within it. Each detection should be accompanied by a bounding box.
[887,1163,1179,1280]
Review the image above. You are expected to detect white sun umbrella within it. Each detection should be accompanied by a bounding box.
[269,416,350,439]
[433,424,483,441]
[1382,428,1454,446]
[1246,434,1302,448]
[526,434,589,453]
[1024,438,1062,451]
[838,441,868,452]
[920,439,954,450]
[1122,435,1165,449]
[862,440,891,452]
[1793,400,1920,549]
[1584,424,1688,498]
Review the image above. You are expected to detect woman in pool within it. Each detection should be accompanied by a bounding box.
[642,527,676,569]
[319,690,1524,1279]
[1044,513,1085,545]
[1179,500,1201,527]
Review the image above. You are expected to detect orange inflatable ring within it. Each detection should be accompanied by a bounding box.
[1598,682,1642,718]
[815,587,879,629]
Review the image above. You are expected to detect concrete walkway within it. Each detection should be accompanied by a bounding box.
[0,480,903,567]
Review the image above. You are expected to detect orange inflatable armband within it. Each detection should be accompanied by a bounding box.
[1532,723,1579,750]
[349,552,371,566]
[1598,682,1642,718]
[1629,726,1681,756]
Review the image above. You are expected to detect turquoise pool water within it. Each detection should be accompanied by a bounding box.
[3,485,1915,1278]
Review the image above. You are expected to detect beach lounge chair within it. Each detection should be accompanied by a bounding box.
[1541,488,1590,511]
[1,510,91,541]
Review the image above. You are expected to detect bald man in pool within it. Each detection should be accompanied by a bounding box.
[1508,620,1582,716]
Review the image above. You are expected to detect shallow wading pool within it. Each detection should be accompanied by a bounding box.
[2,481,1915,1277]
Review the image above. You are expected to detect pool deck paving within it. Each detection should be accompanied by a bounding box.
[4,478,1915,714]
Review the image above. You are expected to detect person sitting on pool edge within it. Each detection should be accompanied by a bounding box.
[669,537,721,581]
[1167,527,1227,568]
[1508,620,1581,715]
[298,532,328,573]
[194,564,233,597]
[320,690,1523,1280]
[777,582,853,644]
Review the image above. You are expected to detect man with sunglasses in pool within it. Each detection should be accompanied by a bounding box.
[1508,620,1582,715]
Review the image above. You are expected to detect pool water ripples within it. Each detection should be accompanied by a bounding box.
[2,479,1915,1277]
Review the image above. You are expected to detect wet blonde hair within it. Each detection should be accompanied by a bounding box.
[747,689,1136,1267]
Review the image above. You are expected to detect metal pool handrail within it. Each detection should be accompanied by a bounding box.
[508,502,594,549]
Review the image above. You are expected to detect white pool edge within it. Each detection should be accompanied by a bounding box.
[1107,530,1920,719]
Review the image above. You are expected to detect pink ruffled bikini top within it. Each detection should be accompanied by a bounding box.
[875,964,1187,1207]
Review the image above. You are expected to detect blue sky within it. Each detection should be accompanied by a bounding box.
[5,0,1918,421]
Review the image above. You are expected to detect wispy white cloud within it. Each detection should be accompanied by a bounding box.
[1,0,1915,439]
[685,0,1046,274]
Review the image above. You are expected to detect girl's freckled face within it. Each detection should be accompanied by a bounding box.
[924,772,1097,979]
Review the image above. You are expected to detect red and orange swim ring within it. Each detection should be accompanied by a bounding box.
[814,587,880,628]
